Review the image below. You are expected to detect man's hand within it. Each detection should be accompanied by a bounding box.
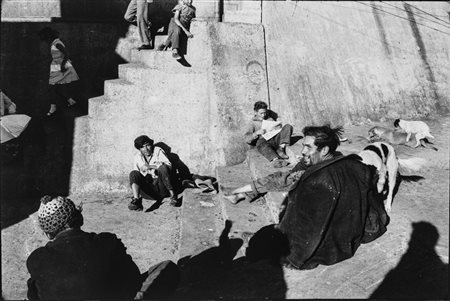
[255,129,266,136]
[185,30,194,38]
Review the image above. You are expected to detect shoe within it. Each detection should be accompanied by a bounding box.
[128,197,143,211]
[156,43,167,51]
[138,44,152,51]
[276,147,289,160]
[172,50,182,60]
[169,196,178,207]
[271,158,289,168]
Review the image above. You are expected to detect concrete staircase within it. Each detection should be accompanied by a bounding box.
[70,20,268,195]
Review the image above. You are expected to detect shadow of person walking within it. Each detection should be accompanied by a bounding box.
[370,221,448,299]
[175,221,287,299]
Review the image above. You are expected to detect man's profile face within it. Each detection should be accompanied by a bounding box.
[139,143,153,156]
[254,108,267,120]
[301,136,327,167]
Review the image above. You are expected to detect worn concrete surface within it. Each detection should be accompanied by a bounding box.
[1,116,448,299]
[1,0,220,21]
[243,116,449,299]
[263,2,450,128]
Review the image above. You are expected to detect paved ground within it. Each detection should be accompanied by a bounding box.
[1,114,448,299]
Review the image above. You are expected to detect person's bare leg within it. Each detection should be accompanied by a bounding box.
[132,183,140,199]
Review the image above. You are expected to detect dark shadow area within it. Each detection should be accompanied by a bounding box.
[1,2,131,228]
[154,142,192,183]
[370,221,448,299]
[290,134,303,145]
[174,221,287,299]
[145,199,163,212]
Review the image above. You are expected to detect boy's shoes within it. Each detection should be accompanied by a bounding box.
[271,158,289,168]
[128,197,143,211]
[169,196,178,207]
[172,50,182,60]
[157,43,167,51]
[138,44,153,51]
[276,147,289,159]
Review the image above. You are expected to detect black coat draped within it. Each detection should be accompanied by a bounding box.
[278,155,389,269]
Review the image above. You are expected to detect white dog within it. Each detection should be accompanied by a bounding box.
[394,119,434,148]
[354,142,426,213]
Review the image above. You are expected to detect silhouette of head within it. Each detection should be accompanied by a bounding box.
[410,221,439,249]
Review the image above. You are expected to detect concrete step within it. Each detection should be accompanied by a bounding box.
[178,189,223,260]
[246,149,292,223]
[130,48,207,73]
[117,63,208,99]
[216,163,273,257]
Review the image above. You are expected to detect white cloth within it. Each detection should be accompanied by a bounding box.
[133,146,171,176]
[261,119,283,140]
[1,91,16,116]
[1,114,31,143]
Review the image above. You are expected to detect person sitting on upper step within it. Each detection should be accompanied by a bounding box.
[27,195,180,300]
[244,101,293,168]
[156,0,196,60]
[129,135,180,210]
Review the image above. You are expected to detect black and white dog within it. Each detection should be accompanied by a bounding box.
[354,142,426,213]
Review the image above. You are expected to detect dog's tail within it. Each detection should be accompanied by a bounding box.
[398,157,427,173]
[354,135,370,143]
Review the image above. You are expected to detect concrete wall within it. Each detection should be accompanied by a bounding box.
[262,1,450,130]
[1,0,220,20]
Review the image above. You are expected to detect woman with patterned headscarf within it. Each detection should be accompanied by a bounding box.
[26,195,179,300]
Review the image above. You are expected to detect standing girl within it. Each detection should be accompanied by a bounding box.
[38,27,79,116]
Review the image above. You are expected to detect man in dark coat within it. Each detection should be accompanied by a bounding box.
[278,128,389,269]
[236,125,388,270]
[27,195,179,300]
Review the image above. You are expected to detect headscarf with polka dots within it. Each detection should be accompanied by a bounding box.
[37,196,76,234]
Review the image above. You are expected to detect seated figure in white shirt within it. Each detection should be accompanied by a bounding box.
[243,101,294,168]
[128,135,179,211]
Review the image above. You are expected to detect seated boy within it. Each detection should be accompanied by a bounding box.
[244,101,293,168]
[157,0,196,59]
[129,135,179,210]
